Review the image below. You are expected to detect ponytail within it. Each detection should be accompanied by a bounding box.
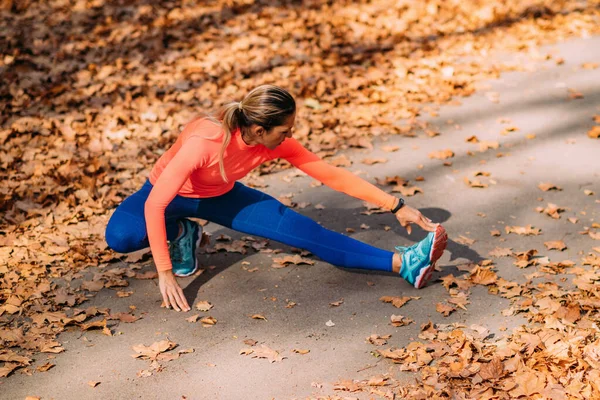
[217,102,243,182]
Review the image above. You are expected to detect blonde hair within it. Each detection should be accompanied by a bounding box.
[216,85,296,182]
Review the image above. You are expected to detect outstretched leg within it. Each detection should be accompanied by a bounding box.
[196,182,395,272]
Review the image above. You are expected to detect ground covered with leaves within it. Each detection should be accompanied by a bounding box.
[1,0,600,398]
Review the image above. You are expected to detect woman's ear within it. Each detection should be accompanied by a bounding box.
[252,125,266,137]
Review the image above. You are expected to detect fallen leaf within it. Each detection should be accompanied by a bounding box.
[428,149,454,160]
[185,314,200,323]
[538,183,563,191]
[470,267,498,285]
[391,184,423,197]
[195,301,213,312]
[455,235,475,245]
[489,247,513,257]
[588,126,600,138]
[510,371,546,397]
[367,334,392,346]
[329,299,344,307]
[272,254,315,268]
[390,315,413,327]
[464,177,488,188]
[131,340,177,360]
[251,314,267,321]
[361,157,388,165]
[479,141,500,152]
[536,203,565,219]
[505,225,541,236]
[292,348,310,354]
[88,381,100,387]
[478,357,505,381]
[436,303,456,317]
[200,316,217,326]
[544,241,567,251]
[244,344,284,363]
[380,296,412,308]
[36,362,55,372]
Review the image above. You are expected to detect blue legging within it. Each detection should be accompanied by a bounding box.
[105,180,393,272]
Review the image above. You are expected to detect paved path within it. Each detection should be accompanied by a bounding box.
[3,35,600,400]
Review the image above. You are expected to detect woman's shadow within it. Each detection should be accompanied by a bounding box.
[181,206,485,303]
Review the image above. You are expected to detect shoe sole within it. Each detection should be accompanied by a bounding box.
[414,225,448,289]
[173,225,203,278]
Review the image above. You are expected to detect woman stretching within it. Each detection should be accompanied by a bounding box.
[105,85,448,312]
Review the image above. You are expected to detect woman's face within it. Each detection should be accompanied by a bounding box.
[259,113,296,150]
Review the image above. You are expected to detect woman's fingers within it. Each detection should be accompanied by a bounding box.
[168,291,181,312]
[418,215,438,232]
[175,288,190,312]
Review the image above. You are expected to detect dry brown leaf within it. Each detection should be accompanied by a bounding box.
[428,149,454,160]
[470,267,498,285]
[538,182,563,191]
[479,141,500,152]
[272,254,315,268]
[361,158,388,165]
[505,225,541,236]
[390,315,413,327]
[367,334,392,346]
[329,299,344,307]
[131,340,177,360]
[292,348,310,354]
[391,185,423,197]
[544,241,567,251]
[455,235,475,245]
[436,302,456,317]
[489,247,513,257]
[200,316,217,326]
[588,125,600,138]
[185,314,200,323]
[251,314,267,321]
[380,296,412,308]
[243,344,284,363]
[464,177,488,188]
[88,381,100,388]
[195,301,213,312]
[36,362,55,372]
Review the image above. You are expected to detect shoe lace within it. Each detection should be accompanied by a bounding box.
[395,242,420,254]
[169,241,183,263]
[395,242,422,268]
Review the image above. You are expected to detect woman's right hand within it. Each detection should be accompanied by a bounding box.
[158,270,191,312]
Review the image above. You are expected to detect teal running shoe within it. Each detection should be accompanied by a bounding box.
[395,225,447,289]
[169,219,202,277]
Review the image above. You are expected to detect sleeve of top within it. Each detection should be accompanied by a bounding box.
[273,138,397,210]
[144,135,208,272]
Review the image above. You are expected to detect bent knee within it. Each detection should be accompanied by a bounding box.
[105,217,145,254]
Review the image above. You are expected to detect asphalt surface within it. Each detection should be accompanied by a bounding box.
[3,35,600,400]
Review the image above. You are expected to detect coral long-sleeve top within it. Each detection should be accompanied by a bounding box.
[145,118,397,272]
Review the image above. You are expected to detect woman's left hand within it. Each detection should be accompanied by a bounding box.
[394,204,438,235]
